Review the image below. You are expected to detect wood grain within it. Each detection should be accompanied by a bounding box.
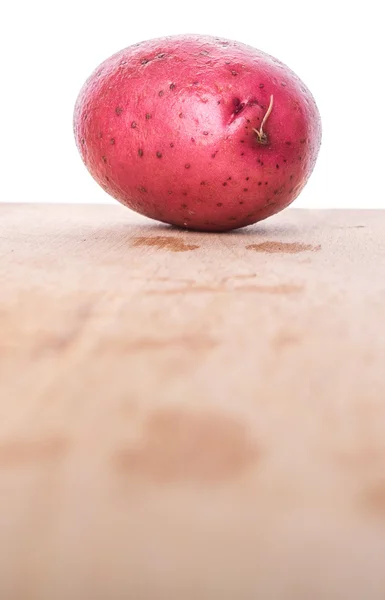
[1,204,385,600]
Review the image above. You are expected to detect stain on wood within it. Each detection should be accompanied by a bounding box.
[0,437,68,467]
[115,408,258,484]
[132,236,199,252]
[360,480,385,517]
[273,330,301,348]
[246,241,321,253]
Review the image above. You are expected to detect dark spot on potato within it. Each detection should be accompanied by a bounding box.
[131,121,137,128]
[231,70,238,76]
[170,142,174,148]
[233,102,245,116]
[110,138,115,145]
[258,181,262,186]
[239,201,244,205]
[223,182,227,187]
[138,186,147,193]
[203,131,209,136]
[217,202,223,207]
[243,188,248,192]
[285,141,292,146]
[141,58,149,65]
[245,177,249,181]
[101,155,107,163]
[138,148,143,157]
[158,90,164,97]
[98,132,103,138]
[179,112,184,118]
[157,53,166,59]
[300,138,307,144]
[276,164,280,169]
[114,408,258,484]
[259,83,264,88]
[156,151,162,158]
[185,163,191,169]
[81,138,85,144]
[115,107,123,116]
[191,137,196,143]
[181,203,187,208]
[145,113,152,120]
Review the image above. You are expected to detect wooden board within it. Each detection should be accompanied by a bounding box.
[1,204,385,600]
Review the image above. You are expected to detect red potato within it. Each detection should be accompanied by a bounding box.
[74,34,321,232]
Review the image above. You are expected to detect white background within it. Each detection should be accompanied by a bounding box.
[1,0,384,208]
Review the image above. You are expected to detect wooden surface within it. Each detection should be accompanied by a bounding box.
[1,204,385,599]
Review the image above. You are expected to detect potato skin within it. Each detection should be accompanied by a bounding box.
[74,34,321,232]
